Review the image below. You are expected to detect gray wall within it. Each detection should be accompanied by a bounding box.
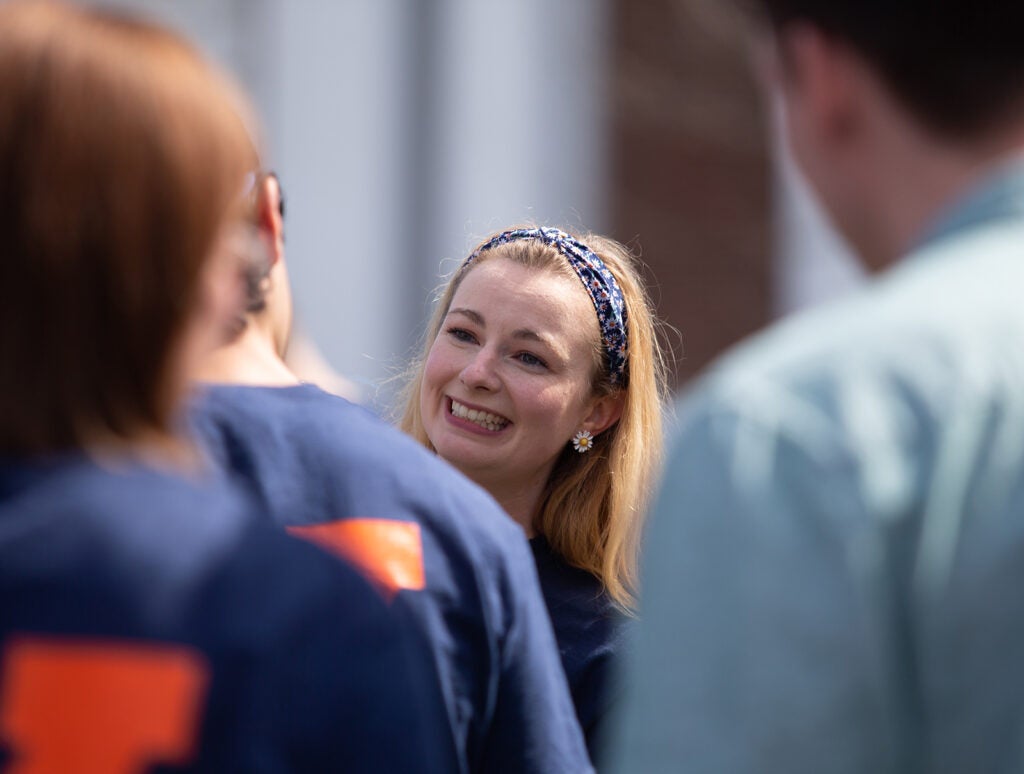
[100,0,611,402]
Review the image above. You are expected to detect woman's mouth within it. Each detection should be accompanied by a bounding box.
[449,398,510,432]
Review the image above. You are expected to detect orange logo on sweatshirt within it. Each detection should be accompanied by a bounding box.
[288,519,426,600]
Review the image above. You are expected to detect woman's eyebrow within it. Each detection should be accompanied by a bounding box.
[511,328,547,345]
[449,308,563,356]
[448,307,484,326]
[513,329,569,361]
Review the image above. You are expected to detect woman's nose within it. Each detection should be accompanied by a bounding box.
[459,349,501,392]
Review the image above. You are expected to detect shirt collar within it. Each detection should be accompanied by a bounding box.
[916,153,1024,251]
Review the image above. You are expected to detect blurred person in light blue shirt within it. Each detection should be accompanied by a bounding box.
[606,1,1024,773]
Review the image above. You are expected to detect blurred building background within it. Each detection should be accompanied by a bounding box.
[97,0,863,402]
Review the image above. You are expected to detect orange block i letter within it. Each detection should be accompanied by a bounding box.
[0,637,208,774]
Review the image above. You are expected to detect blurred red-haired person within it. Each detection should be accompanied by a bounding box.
[0,3,454,771]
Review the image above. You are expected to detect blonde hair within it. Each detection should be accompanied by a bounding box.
[399,228,669,611]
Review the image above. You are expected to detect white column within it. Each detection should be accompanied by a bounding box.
[274,1,414,389]
[416,0,611,285]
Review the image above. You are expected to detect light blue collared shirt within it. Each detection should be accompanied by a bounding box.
[606,158,1024,774]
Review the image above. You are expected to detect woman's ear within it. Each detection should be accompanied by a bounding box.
[581,391,625,437]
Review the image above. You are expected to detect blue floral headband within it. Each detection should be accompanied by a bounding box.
[462,227,629,386]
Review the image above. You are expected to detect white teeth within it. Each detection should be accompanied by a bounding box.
[451,399,509,431]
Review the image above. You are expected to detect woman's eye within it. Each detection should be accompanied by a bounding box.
[446,327,476,344]
[516,352,547,368]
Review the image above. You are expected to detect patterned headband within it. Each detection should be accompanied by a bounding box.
[462,227,629,386]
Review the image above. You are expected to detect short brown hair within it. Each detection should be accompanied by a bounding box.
[748,0,1024,138]
[0,1,256,453]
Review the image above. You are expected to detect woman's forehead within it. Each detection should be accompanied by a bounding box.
[452,258,596,326]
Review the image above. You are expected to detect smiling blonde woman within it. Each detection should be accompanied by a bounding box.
[400,226,670,757]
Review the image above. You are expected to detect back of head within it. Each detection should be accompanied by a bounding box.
[0,0,255,454]
[750,0,1024,138]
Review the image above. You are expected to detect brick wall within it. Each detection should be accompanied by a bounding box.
[610,0,772,388]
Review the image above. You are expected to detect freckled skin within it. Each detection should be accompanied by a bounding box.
[420,258,604,499]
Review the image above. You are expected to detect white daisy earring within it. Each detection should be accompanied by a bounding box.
[572,429,594,453]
